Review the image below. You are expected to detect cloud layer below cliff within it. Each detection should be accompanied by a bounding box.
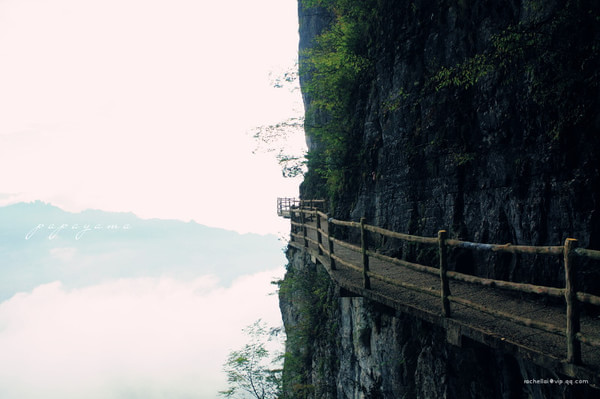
[0,203,287,397]
[0,270,283,398]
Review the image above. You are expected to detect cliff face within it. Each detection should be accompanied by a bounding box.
[280,1,600,398]
[346,0,600,288]
[281,249,582,399]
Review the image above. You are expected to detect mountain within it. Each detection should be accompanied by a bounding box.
[0,201,285,301]
[280,1,600,398]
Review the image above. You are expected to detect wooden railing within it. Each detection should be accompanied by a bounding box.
[286,203,600,366]
[277,197,326,218]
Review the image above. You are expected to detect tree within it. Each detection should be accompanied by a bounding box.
[251,116,306,178]
[251,64,307,178]
[220,320,283,399]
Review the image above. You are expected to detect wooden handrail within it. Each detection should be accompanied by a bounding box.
[285,199,600,366]
[448,295,565,335]
[303,223,318,232]
[316,210,329,220]
[574,247,600,260]
[368,250,438,276]
[365,224,438,245]
[329,218,360,228]
[331,236,361,253]
[446,239,564,255]
[369,270,440,298]
[446,270,565,298]
[576,332,600,349]
[576,292,600,306]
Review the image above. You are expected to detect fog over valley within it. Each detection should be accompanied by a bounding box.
[0,202,286,398]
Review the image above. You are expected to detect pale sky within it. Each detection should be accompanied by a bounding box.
[0,1,303,397]
[0,0,305,235]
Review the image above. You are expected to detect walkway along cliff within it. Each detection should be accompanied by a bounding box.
[278,1,600,398]
[279,198,600,397]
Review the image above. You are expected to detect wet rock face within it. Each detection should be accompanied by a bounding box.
[283,1,600,398]
[297,2,332,153]
[281,249,595,399]
[336,296,534,399]
[349,2,596,275]
[295,0,600,288]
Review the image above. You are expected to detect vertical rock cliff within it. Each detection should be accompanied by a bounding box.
[280,1,600,398]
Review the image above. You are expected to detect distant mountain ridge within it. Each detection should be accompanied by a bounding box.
[0,201,285,301]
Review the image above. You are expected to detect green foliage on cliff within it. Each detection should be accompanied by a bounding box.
[278,260,338,398]
[429,1,600,140]
[299,0,376,202]
[297,0,600,250]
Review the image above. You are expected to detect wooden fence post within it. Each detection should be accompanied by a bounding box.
[438,230,451,317]
[564,238,581,364]
[301,209,308,248]
[317,212,323,255]
[361,217,371,289]
[290,209,295,242]
[328,217,336,270]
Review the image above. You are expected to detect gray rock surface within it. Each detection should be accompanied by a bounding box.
[281,1,600,398]
[281,247,595,398]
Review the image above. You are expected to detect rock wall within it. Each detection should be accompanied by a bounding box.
[298,0,600,288]
[345,0,600,289]
[281,1,600,398]
[280,247,597,398]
